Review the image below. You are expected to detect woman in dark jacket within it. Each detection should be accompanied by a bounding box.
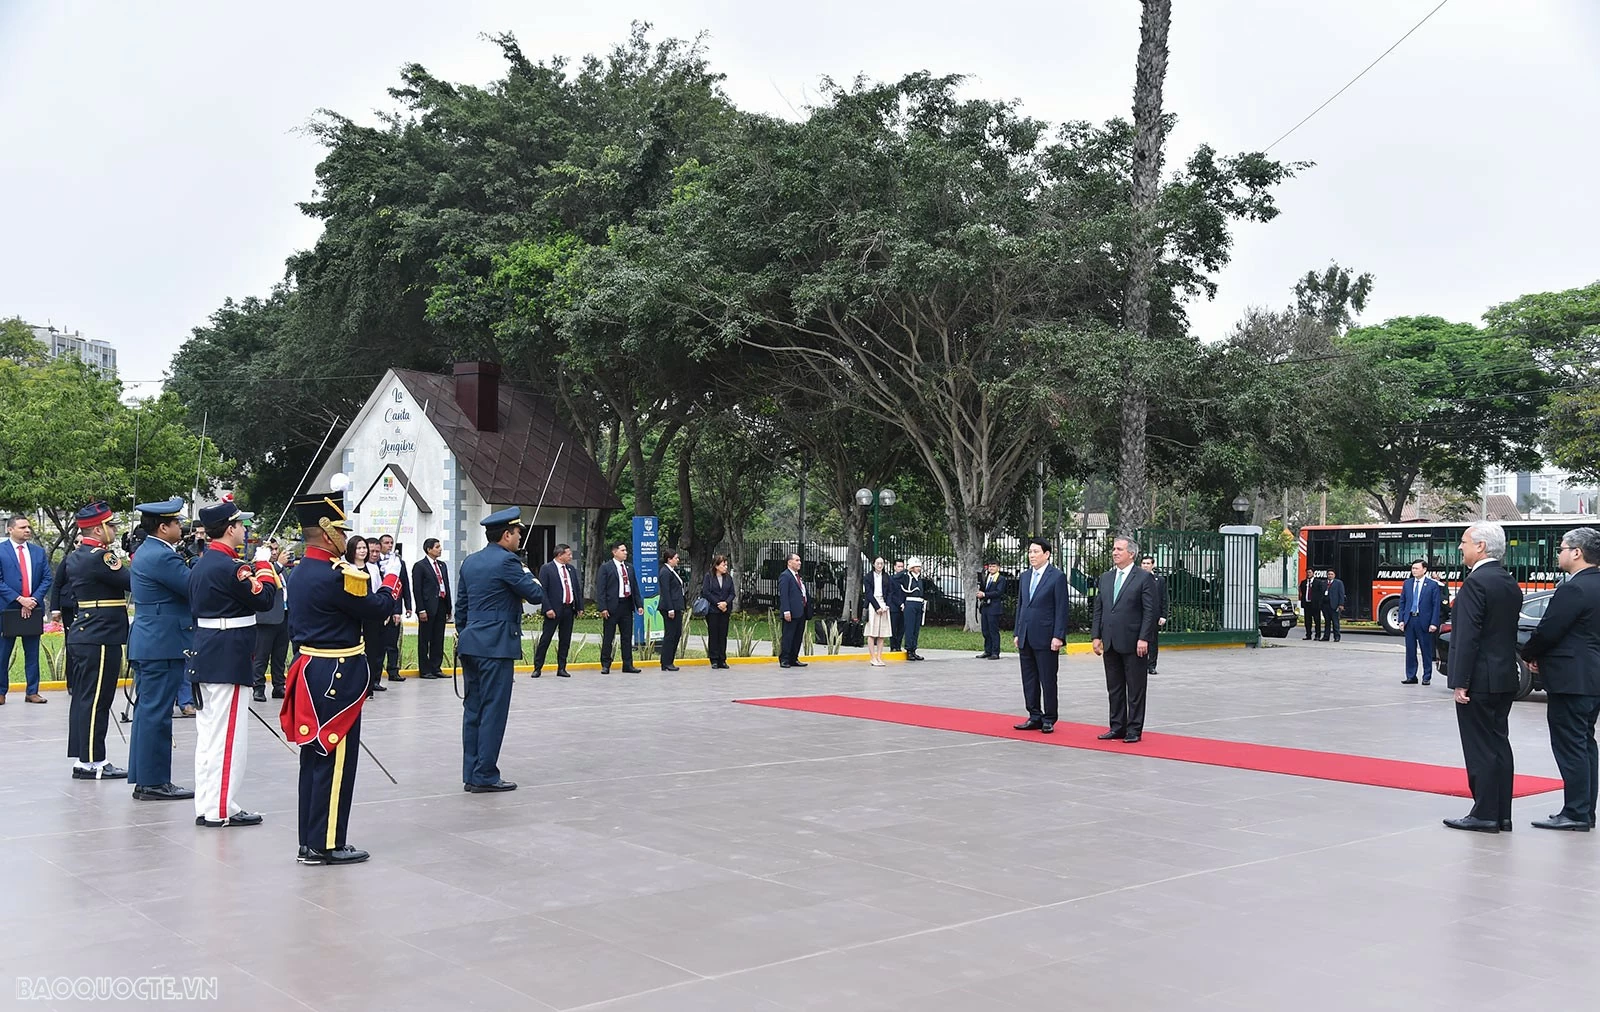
[344,536,387,697]
[701,555,737,668]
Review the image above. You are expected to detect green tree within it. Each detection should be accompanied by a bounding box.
[1,317,44,364]
[1294,262,1374,329]
[1334,316,1552,521]
[1483,281,1600,482]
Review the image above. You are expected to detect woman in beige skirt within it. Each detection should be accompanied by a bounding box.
[863,557,893,666]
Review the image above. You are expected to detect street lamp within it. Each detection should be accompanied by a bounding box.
[1231,495,1251,518]
[856,487,898,558]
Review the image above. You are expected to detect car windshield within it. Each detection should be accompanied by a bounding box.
[1520,595,1551,622]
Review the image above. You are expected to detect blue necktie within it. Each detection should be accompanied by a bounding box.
[1113,568,1126,602]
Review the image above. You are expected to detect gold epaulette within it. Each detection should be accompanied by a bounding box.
[333,559,371,598]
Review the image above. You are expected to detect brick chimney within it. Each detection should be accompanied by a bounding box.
[453,361,500,432]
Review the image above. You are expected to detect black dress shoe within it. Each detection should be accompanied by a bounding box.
[975,653,991,659]
[1402,678,1419,685]
[906,654,923,662]
[371,683,387,692]
[1532,814,1591,831]
[464,780,518,793]
[779,662,792,668]
[388,675,405,683]
[299,844,370,865]
[1096,730,1122,741]
[132,782,194,801]
[622,667,643,674]
[556,670,571,677]
[72,764,128,780]
[421,672,445,679]
[1443,816,1500,833]
[196,811,263,828]
[1421,679,1431,686]
[252,686,267,702]
[1500,819,1513,832]
[1123,733,1142,743]
[1147,667,1157,675]
[272,686,286,697]
[600,667,611,675]
[791,661,808,668]
[530,671,542,678]
[661,665,680,671]
[1040,721,1055,734]
[1013,719,1043,731]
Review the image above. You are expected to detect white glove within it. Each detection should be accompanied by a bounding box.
[383,556,403,578]
[254,547,270,563]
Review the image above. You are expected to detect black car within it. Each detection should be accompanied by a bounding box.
[1433,590,1551,700]
[1259,595,1298,638]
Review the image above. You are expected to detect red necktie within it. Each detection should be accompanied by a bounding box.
[561,565,573,605]
[16,545,29,598]
[621,564,629,597]
[797,572,806,602]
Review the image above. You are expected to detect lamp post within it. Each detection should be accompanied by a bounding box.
[855,487,898,558]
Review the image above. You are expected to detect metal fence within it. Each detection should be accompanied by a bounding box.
[736,527,1256,640]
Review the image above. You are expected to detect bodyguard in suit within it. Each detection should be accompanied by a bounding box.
[1324,568,1346,642]
[1520,526,1600,831]
[887,559,906,652]
[413,538,452,679]
[1091,535,1159,743]
[1399,560,1443,685]
[60,501,132,779]
[533,543,580,677]
[596,540,643,674]
[251,546,291,701]
[778,553,812,668]
[188,501,279,827]
[375,535,412,684]
[975,559,1006,659]
[0,514,52,704]
[281,491,404,865]
[658,547,686,671]
[1444,522,1523,833]
[455,507,543,792]
[126,497,195,801]
[1012,538,1070,732]
[1140,555,1169,674]
[1304,572,1327,641]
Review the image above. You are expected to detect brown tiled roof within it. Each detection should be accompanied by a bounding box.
[1483,494,1523,522]
[392,369,621,511]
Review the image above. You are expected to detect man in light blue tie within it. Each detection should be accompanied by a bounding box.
[1012,538,1069,733]
[1091,535,1159,743]
[1399,559,1441,685]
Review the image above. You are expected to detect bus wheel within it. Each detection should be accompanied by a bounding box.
[1377,598,1404,636]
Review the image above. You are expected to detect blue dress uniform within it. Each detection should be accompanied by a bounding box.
[456,507,543,792]
[61,501,131,779]
[126,497,196,799]
[280,492,401,865]
[188,501,279,827]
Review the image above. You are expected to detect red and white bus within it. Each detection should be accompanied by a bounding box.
[1298,519,1590,634]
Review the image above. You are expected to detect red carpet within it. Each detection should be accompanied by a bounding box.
[736,695,1564,799]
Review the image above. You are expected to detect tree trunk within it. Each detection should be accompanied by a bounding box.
[953,519,986,634]
[1115,0,1172,533]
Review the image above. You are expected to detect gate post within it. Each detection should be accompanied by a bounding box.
[1220,525,1262,644]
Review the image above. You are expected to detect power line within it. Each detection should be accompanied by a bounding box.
[1264,0,1453,153]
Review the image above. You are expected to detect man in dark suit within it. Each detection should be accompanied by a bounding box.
[455,508,543,792]
[413,538,452,679]
[251,544,290,701]
[1140,555,1168,674]
[1520,526,1600,831]
[1,514,52,704]
[1305,571,1327,641]
[778,553,812,668]
[1012,538,1069,732]
[658,547,686,671]
[1323,568,1346,642]
[975,559,1006,659]
[1399,560,1443,685]
[375,535,412,683]
[1444,522,1523,833]
[887,559,906,652]
[1091,535,1159,743]
[596,540,643,674]
[533,543,580,678]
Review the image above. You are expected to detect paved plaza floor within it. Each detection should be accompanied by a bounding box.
[3,635,1596,1010]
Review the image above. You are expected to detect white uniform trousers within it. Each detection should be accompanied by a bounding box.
[193,683,250,821]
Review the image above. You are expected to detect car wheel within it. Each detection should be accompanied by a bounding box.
[1516,659,1534,701]
[1377,598,1403,636]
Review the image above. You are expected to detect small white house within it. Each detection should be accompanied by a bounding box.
[313,363,620,570]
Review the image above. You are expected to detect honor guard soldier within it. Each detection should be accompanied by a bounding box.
[456,507,543,793]
[61,501,131,780]
[126,497,196,801]
[281,492,403,865]
[188,500,279,828]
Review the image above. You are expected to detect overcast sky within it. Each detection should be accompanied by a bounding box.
[3,0,1596,400]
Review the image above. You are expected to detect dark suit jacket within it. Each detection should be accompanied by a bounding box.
[886,570,906,610]
[1521,566,1600,696]
[413,556,453,619]
[128,540,193,661]
[536,560,582,616]
[597,559,641,616]
[1446,559,1523,694]
[777,568,812,621]
[1090,566,1158,654]
[1014,564,1069,650]
[702,571,736,609]
[1398,577,1442,627]
[977,570,1007,611]
[1325,578,1346,610]
[659,565,686,616]
[1298,576,1312,609]
[1150,574,1168,620]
